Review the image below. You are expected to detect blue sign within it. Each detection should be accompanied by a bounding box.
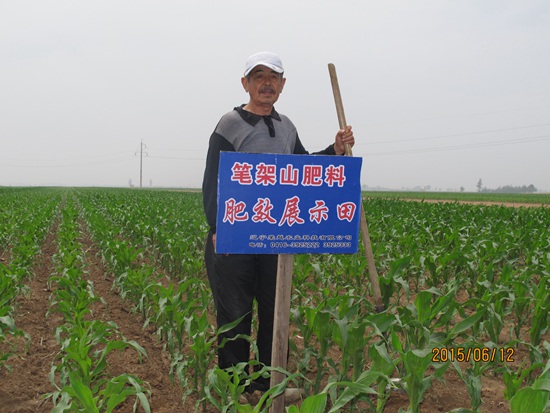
[216,152,362,254]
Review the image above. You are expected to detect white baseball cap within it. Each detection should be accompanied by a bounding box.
[244,51,284,77]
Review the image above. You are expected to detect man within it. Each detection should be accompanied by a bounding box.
[202,51,354,395]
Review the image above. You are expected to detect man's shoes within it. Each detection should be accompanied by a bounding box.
[246,378,270,394]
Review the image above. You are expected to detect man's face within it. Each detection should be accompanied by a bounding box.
[241,65,286,108]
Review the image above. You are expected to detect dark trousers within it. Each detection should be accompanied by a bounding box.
[205,231,278,372]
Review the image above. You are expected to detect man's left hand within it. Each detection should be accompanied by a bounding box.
[334,125,354,155]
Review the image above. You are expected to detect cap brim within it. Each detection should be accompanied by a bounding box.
[244,62,284,77]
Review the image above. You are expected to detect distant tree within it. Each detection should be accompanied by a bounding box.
[476,179,483,192]
[460,186,465,192]
[481,184,538,194]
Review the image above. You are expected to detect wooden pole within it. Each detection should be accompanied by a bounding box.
[328,63,384,312]
[269,253,294,412]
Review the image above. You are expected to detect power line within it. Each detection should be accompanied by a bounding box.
[364,105,550,126]
[364,123,550,145]
[146,147,204,153]
[368,134,550,156]
[0,151,134,164]
[148,155,204,160]
[1,155,135,168]
[2,121,549,170]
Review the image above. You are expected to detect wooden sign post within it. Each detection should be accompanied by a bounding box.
[269,254,294,412]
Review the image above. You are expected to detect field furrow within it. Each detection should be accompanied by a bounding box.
[0,217,61,412]
[76,216,183,412]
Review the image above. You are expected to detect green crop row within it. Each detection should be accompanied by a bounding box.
[45,195,151,412]
[0,188,61,370]
[74,188,207,278]
[75,189,217,408]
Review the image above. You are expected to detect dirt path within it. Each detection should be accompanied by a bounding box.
[79,223,184,412]
[0,221,60,413]
[0,216,184,412]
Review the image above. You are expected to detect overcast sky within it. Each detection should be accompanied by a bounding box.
[1,1,549,192]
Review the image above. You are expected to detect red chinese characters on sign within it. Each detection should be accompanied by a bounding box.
[222,197,358,226]
[325,165,346,187]
[223,198,249,224]
[223,160,358,227]
[230,161,347,188]
[252,198,277,224]
[337,202,357,222]
[280,164,299,185]
[302,165,323,186]
[308,200,329,224]
[278,196,305,227]
[255,163,277,186]
[231,162,254,185]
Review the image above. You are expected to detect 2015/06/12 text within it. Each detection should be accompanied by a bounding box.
[432,347,515,363]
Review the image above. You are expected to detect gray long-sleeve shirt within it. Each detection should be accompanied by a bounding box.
[202,105,336,232]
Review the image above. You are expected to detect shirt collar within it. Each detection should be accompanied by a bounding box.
[234,104,282,126]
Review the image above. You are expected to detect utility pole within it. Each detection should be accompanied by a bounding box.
[135,140,148,188]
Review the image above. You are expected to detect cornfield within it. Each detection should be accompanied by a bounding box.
[1,187,548,413]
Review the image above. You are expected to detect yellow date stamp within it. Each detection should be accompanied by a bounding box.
[432,346,515,363]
